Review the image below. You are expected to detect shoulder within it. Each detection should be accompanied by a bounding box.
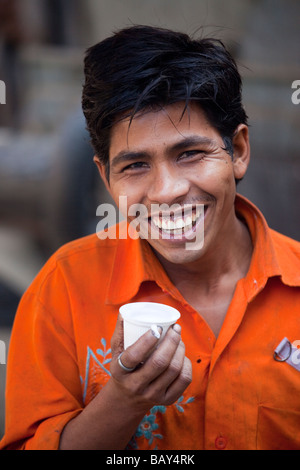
[270,229,300,258]
[270,229,300,286]
[54,231,119,262]
[54,220,129,262]
[28,223,129,293]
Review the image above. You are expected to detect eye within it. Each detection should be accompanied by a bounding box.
[178,150,205,161]
[122,161,149,172]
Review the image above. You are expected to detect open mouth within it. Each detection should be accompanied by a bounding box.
[148,205,207,239]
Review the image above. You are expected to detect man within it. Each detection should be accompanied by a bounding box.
[1,25,300,450]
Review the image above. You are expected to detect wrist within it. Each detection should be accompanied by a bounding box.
[104,377,150,418]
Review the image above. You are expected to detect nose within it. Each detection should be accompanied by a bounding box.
[147,164,190,205]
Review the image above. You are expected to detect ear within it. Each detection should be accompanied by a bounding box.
[232,124,250,180]
[93,155,111,194]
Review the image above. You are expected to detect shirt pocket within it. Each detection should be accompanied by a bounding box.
[257,405,300,450]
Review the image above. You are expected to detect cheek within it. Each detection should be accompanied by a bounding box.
[191,162,234,193]
[110,181,146,210]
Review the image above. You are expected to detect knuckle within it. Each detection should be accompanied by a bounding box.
[152,354,168,370]
[180,371,193,387]
[110,332,119,352]
[110,317,124,352]
[168,330,181,347]
[168,360,182,376]
[180,363,193,386]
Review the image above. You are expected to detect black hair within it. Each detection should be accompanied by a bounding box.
[82,25,248,181]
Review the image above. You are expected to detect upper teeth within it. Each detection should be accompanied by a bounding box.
[152,211,200,231]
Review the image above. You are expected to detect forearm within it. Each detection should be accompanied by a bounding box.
[59,379,146,450]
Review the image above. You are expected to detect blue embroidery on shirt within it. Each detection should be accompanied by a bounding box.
[175,395,195,412]
[127,397,195,450]
[127,405,166,449]
[81,338,112,404]
[81,338,195,449]
[136,406,166,446]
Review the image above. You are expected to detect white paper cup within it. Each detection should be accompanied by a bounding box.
[120,302,181,349]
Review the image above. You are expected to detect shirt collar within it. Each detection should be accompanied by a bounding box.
[235,194,300,297]
[106,195,300,305]
[105,223,175,305]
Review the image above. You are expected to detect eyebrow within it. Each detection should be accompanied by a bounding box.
[171,135,216,152]
[111,151,149,169]
[110,135,217,169]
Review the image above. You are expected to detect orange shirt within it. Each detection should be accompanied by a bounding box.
[1,194,300,450]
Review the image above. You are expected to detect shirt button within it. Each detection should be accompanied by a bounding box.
[215,435,227,449]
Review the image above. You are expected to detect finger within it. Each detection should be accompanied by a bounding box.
[117,352,136,372]
[146,339,186,394]
[163,356,193,405]
[139,323,182,381]
[112,325,163,375]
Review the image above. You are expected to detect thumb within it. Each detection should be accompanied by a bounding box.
[110,313,124,358]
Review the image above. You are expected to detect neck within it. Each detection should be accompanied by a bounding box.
[156,215,253,295]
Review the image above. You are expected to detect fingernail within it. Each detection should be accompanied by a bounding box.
[151,324,162,339]
[172,323,181,334]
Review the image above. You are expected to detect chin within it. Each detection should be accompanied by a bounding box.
[151,241,206,266]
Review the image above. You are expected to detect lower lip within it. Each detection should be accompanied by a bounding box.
[148,206,207,243]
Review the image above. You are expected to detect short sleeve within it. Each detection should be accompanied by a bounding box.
[0,261,84,450]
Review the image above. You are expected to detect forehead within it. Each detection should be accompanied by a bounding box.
[109,101,222,158]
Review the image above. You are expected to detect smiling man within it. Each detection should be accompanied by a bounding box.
[1,26,300,451]
[95,100,252,337]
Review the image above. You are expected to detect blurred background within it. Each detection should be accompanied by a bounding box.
[0,0,299,440]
